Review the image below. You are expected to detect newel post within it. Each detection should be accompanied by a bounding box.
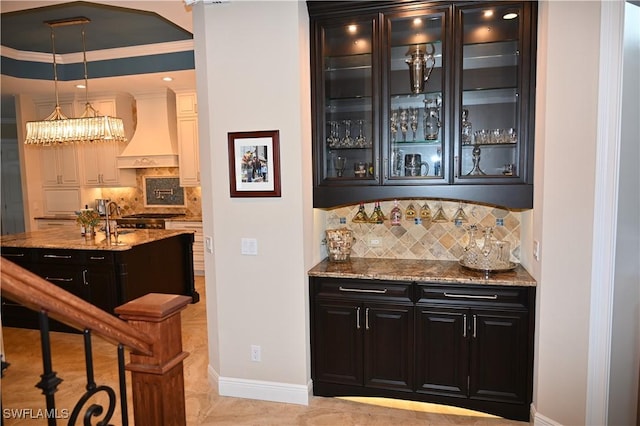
[115,293,192,426]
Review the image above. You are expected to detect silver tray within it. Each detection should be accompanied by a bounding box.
[458,260,518,274]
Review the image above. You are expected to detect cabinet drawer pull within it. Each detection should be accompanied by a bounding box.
[43,254,72,259]
[339,286,387,294]
[89,256,105,260]
[45,277,73,282]
[82,269,88,285]
[3,253,25,257]
[443,292,497,300]
[356,307,361,329]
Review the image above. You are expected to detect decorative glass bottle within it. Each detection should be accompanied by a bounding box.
[461,108,472,145]
[390,200,402,225]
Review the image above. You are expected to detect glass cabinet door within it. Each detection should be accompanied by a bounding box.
[386,11,446,182]
[318,17,376,183]
[456,4,524,180]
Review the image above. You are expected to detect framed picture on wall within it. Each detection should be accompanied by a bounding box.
[227,130,281,198]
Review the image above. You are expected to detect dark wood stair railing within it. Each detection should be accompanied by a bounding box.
[0,257,191,426]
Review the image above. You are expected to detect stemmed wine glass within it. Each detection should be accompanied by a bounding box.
[399,107,408,142]
[390,110,398,143]
[355,119,366,147]
[409,107,418,141]
[341,120,353,147]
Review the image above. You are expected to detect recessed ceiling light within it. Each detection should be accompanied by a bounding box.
[503,12,518,20]
[162,77,173,82]
[413,18,422,26]
[347,25,357,33]
[483,10,494,18]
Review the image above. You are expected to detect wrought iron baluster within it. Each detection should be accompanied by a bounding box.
[36,310,63,426]
[118,344,129,426]
[69,329,116,426]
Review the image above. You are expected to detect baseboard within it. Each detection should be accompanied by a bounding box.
[531,403,563,426]
[210,369,312,406]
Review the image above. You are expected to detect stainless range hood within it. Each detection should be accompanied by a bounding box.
[117,89,179,168]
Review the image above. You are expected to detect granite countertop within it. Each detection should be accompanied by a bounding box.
[0,228,194,252]
[308,257,536,287]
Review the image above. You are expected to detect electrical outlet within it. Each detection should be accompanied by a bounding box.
[251,345,261,362]
[369,238,382,247]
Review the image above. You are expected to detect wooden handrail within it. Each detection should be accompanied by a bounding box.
[1,257,153,356]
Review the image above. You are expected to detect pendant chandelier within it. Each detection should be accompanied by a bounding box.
[24,17,127,146]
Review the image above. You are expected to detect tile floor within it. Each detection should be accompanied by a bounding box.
[1,277,529,425]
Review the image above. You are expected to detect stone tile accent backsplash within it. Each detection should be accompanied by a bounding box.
[324,200,521,262]
[101,168,201,217]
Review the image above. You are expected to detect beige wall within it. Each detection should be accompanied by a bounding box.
[195,0,314,402]
[532,1,600,424]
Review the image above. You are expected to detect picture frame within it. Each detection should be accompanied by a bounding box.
[228,130,281,198]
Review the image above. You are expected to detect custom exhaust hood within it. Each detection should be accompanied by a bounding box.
[117,89,179,168]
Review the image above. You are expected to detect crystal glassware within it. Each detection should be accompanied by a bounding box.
[341,120,353,147]
[399,107,408,142]
[452,202,468,223]
[409,107,419,141]
[467,145,486,176]
[333,155,347,177]
[461,108,472,145]
[390,110,398,143]
[355,119,366,147]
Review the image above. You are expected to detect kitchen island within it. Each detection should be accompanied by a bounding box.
[308,257,536,421]
[1,228,199,332]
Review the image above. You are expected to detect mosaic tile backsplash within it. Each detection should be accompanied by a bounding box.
[324,200,521,262]
[101,168,201,217]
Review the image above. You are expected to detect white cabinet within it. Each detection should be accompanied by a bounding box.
[175,91,200,187]
[165,220,204,275]
[41,144,81,186]
[36,101,81,187]
[79,99,136,187]
[81,141,135,187]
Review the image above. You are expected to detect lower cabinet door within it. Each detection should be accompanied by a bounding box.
[364,304,414,392]
[415,306,469,398]
[313,301,363,386]
[469,309,529,404]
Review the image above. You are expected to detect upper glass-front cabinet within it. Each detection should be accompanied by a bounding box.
[455,3,527,181]
[317,16,376,182]
[309,1,537,209]
[387,11,446,182]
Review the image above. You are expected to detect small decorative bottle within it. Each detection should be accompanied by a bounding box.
[390,200,402,226]
[461,108,472,145]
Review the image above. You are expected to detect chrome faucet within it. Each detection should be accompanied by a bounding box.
[104,201,120,240]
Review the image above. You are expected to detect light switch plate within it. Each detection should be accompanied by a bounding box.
[205,236,213,253]
[241,238,258,255]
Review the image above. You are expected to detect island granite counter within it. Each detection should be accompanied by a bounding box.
[308,257,536,421]
[1,228,199,332]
